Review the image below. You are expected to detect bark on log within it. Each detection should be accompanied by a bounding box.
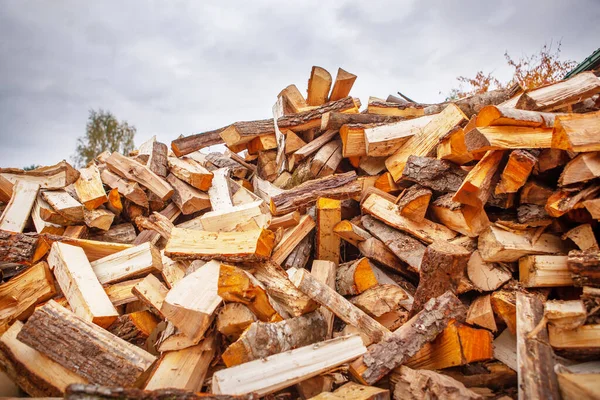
[65,383,250,400]
[568,250,600,287]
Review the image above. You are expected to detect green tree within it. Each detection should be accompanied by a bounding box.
[23,164,40,171]
[73,109,136,167]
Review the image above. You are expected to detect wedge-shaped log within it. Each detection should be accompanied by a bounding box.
[545,300,586,331]
[108,310,159,347]
[361,193,457,244]
[563,224,599,251]
[170,127,227,157]
[0,180,39,233]
[0,174,13,203]
[222,311,327,367]
[396,185,431,222]
[167,156,213,191]
[216,303,256,341]
[492,289,517,334]
[270,171,360,216]
[336,257,378,296]
[74,164,108,210]
[390,366,480,400]
[467,250,512,291]
[90,242,162,285]
[452,150,504,207]
[311,259,337,337]
[290,129,338,168]
[464,126,552,152]
[553,110,600,152]
[478,225,566,262]
[161,260,222,343]
[310,139,342,177]
[400,155,468,194]
[316,197,341,263]
[166,173,211,215]
[165,227,274,262]
[279,84,308,114]
[83,207,114,231]
[467,294,497,331]
[386,104,468,182]
[334,219,372,247]
[437,123,475,165]
[212,335,367,397]
[100,169,149,208]
[349,291,466,385]
[49,242,118,328]
[269,211,300,230]
[105,278,143,307]
[431,194,489,237]
[358,237,413,278]
[364,114,434,157]
[307,66,332,106]
[271,215,315,264]
[105,152,173,201]
[549,324,600,360]
[329,68,357,101]
[189,200,267,232]
[374,171,400,193]
[519,255,572,287]
[496,150,537,194]
[405,320,493,369]
[0,160,79,189]
[0,321,87,396]
[132,273,169,316]
[568,250,600,287]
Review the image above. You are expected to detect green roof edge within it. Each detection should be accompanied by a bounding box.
[565,47,600,78]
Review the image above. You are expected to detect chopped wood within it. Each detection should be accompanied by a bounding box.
[557,371,600,400]
[390,366,480,400]
[0,174,14,203]
[464,126,553,152]
[545,299,587,330]
[32,192,64,234]
[367,96,425,118]
[400,155,468,194]
[216,303,256,341]
[333,219,372,247]
[329,68,357,101]
[90,222,136,244]
[0,160,79,190]
[321,111,403,131]
[519,255,572,287]
[431,194,489,237]
[83,207,115,231]
[568,250,600,287]
[170,127,227,157]
[104,278,143,307]
[307,66,332,106]
[108,310,159,347]
[310,259,337,337]
[491,289,517,334]
[336,257,378,296]
[452,150,505,207]
[316,197,341,263]
[131,274,169,316]
[290,129,338,168]
[167,156,213,191]
[495,150,537,194]
[374,171,400,193]
[311,139,342,177]
[74,164,108,210]
[476,105,558,128]
[100,169,149,208]
[271,214,315,264]
[396,185,431,222]
[90,242,162,285]
[553,110,600,152]
[466,250,512,291]
[166,173,211,215]
[106,152,173,201]
[0,181,39,233]
[279,84,308,114]
[350,284,408,318]
[357,237,411,277]
[268,211,300,230]
[549,324,600,360]
[466,294,497,331]
[478,225,566,262]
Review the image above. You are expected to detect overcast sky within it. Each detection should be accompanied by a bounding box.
[0,0,598,167]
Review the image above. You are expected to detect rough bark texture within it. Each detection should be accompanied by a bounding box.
[424,87,519,118]
[321,112,404,131]
[16,300,156,387]
[401,156,468,193]
[390,366,481,400]
[170,127,227,157]
[65,384,252,400]
[0,230,39,265]
[568,250,600,287]
[147,142,169,178]
[349,291,466,385]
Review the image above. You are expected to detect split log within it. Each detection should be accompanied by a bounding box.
[310,139,342,177]
[430,194,489,237]
[271,214,315,264]
[464,126,552,152]
[0,160,79,189]
[437,123,475,165]
[582,286,600,324]
[557,371,600,400]
[247,134,277,154]
[0,174,14,203]
[165,227,274,262]
[350,284,408,318]
[0,321,87,396]
[145,141,168,177]
[545,300,587,330]
[216,303,256,341]
[357,237,411,278]
[493,328,517,371]
[553,110,600,152]
[170,127,227,157]
[154,322,197,353]
[290,129,338,168]
[186,200,267,232]
[133,203,180,246]
[336,258,378,296]
[166,174,211,215]
[311,381,389,400]
[333,219,372,247]
[83,208,115,231]
[268,211,300,230]
[48,242,119,328]
[537,148,569,173]
[74,165,108,210]
[491,289,517,334]
[167,156,213,191]
[307,66,332,106]
[0,230,39,266]
[583,198,600,219]
[212,335,367,397]
[568,250,600,287]
[105,152,173,201]
[279,84,308,114]
[63,225,88,238]
[90,223,136,244]
[349,291,466,385]
[161,260,222,342]
[359,156,387,176]
[0,181,38,233]
[396,185,431,222]
[17,300,156,387]
[390,366,481,400]
[519,255,572,287]
[452,150,505,207]
[374,172,400,193]
[516,291,560,399]
[549,324,600,360]
[516,72,600,111]
[290,267,390,344]
[362,115,435,157]
[400,155,468,194]
[270,171,361,216]
[100,169,149,208]
[316,197,341,263]
[476,105,558,128]
[559,152,600,186]
[321,112,402,131]
[367,96,424,118]
[495,150,537,194]
[310,259,337,337]
[329,68,357,101]
[31,193,64,234]
[107,310,159,347]
[478,226,567,262]
[466,250,512,291]
[284,130,307,155]
[563,225,599,251]
[466,294,497,331]
[90,242,162,285]
[283,233,313,270]
[386,104,468,182]
[222,311,327,367]
[105,278,143,307]
[132,274,169,317]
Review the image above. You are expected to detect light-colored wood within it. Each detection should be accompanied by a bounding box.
[271,214,315,264]
[493,328,517,371]
[161,260,222,343]
[73,164,108,210]
[105,152,173,201]
[269,211,300,230]
[431,194,489,237]
[557,372,600,400]
[160,252,187,289]
[311,381,390,400]
[90,222,135,244]
[154,322,197,353]
[452,150,504,207]
[476,105,558,128]
[491,290,517,335]
[0,174,14,203]
[466,250,512,291]
[466,294,497,331]
[132,274,169,317]
[207,167,233,211]
[311,139,342,178]
[549,324,600,359]
[165,227,274,262]
[464,126,553,152]
[358,237,409,277]
[553,110,600,152]
[336,258,378,296]
[90,242,162,285]
[437,123,475,165]
[0,160,79,190]
[390,366,480,400]
[559,152,600,186]
[496,150,537,194]
[584,198,600,220]
[364,114,435,157]
[311,259,337,338]
[290,129,338,168]
[367,96,424,118]
[41,190,83,222]
[316,197,341,264]
[31,194,64,234]
[290,267,390,345]
[104,278,143,306]
[333,219,372,247]
[49,242,118,328]
[216,303,256,341]
[146,141,169,177]
[0,321,87,396]
[100,169,149,208]
[350,284,408,319]
[329,68,357,101]
[563,224,599,251]
[386,104,467,182]
[188,200,268,233]
[17,300,156,387]
[0,181,39,233]
[361,193,457,244]
[545,300,587,330]
[167,156,213,191]
[166,173,211,215]
[374,172,400,193]
[519,255,572,287]
[478,225,566,262]
[145,334,216,391]
[517,72,600,111]
[284,130,307,154]
[520,180,554,206]
[212,335,366,397]
[279,84,308,114]
[339,123,368,157]
[247,134,277,154]
[83,207,115,231]
[307,66,332,106]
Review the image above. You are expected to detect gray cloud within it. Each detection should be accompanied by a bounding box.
[0,0,598,167]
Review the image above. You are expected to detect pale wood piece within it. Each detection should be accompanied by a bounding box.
[31,193,64,234]
[491,289,517,335]
[477,104,558,127]
[349,291,466,385]
[359,156,387,176]
[493,328,517,371]
[199,201,268,232]
[132,203,180,246]
[553,110,600,152]
[545,300,587,330]
[271,214,316,264]
[333,219,372,247]
[167,156,213,191]
[559,152,600,186]
[269,211,300,230]
[165,227,274,262]
[290,129,338,168]
[350,284,408,318]
[311,382,389,400]
[584,198,600,220]
[166,173,211,215]
[557,372,600,400]
[160,252,187,289]
[307,66,332,106]
[478,226,567,262]
[466,294,497,331]
[431,194,489,237]
[516,291,560,399]
[74,165,108,210]
[311,140,342,178]
[279,84,308,114]
[104,278,143,306]
[100,169,148,208]
[361,193,457,244]
[154,322,197,353]
[107,310,159,347]
[0,181,38,233]
[316,197,341,264]
[63,225,88,238]
[466,250,512,291]
[339,124,368,157]
[207,167,233,211]
[386,104,468,182]
[464,126,552,152]
[321,112,402,131]
[311,259,337,338]
[568,249,600,287]
[247,134,277,154]
[132,274,169,317]
[83,207,115,231]
[0,321,87,396]
[283,233,313,270]
[290,267,390,345]
[216,303,256,341]
[0,261,56,332]
[0,160,79,190]
[145,334,216,391]
[17,300,156,387]
[452,150,505,207]
[516,72,600,111]
[519,255,572,287]
[329,68,357,101]
[358,237,410,277]
[0,174,14,203]
[496,150,537,194]
[364,114,435,157]
[106,152,173,201]
[390,366,480,400]
[161,260,222,342]
[549,324,600,359]
[336,258,378,296]
[90,242,162,285]
[49,242,118,328]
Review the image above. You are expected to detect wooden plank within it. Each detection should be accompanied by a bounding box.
[0,181,39,233]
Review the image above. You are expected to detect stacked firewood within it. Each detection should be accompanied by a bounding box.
[1,66,600,400]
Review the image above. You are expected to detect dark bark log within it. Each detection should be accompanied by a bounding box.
[425,87,520,118]
[65,384,252,400]
[568,250,600,287]
[321,111,404,131]
[170,126,227,157]
[401,156,468,193]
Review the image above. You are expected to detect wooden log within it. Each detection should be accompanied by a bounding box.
[279,84,308,114]
[219,263,282,322]
[466,294,497,331]
[519,255,572,287]
[400,155,468,194]
[90,242,162,285]
[437,123,475,165]
[31,193,64,234]
[491,289,517,335]
[389,366,480,400]
[374,172,400,193]
[104,278,143,307]
[310,259,337,338]
[268,211,300,230]
[363,115,434,157]
[161,260,222,342]
[339,124,368,157]
[270,171,361,216]
[396,185,431,222]
[316,197,341,263]
[0,174,14,203]
[146,141,169,177]
[329,68,357,101]
[17,300,156,387]
[284,130,307,155]
[359,156,387,176]
[74,165,108,210]
[185,200,267,233]
[563,225,599,251]
[545,299,587,330]
[290,129,338,168]
[144,334,216,391]
[0,160,79,190]
[549,324,600,360]
[131,273,169,316]
[361,193,457,244]
[516,72,600,111]
[495,150,537,194]
[165,227,274,262]
[336,258,378,296]
[516,291,560,399]
[310,140,342,177]
[83,208,115,231]
[222,311,327,367]
[386,104,468,182]
[0,261,56,332]
[367,96,424,118]
[466,250,512,291]
[0,181,38,233]
[410,241,471,316]
[404,320,493,369]
[537,148,570,173]
[166,173,210,215]
[546,185,600,218]
[476,105,558,128]
[154,322,197,353]
[333,219,372,247]
[357,237,411,278]
[49,242,118,328]
[321,112,403,131]
[478,226,567,262]
[271,214,315,264]
[170,127,226,157]
[568,250,600,287]
[247,134,277,154]
[430,194,489,237]
[553,110,600,152]
[283,233,313,270]
[216,303,256,341]
[132,203,180,246]
[167,156,213,191]
[307,66,332,106]
[290,267,390,344]
[584,198,600,219]
[100,169,149,208]
[557,371,600,400]
[90,223,136,244]
[452,150,505,207]
[559,152,600,186]
[464,126,553,152]
[106,152,173,201]
[63,225,88,239]
[348,291,466,385]
[107,310,159,347]
[212,335,367,397]
[0,321,87,396]
[492,328,517,371]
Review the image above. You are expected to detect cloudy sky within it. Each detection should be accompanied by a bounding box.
[0,0,598,167]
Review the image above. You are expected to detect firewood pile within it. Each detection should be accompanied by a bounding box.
[1,66,600,400]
